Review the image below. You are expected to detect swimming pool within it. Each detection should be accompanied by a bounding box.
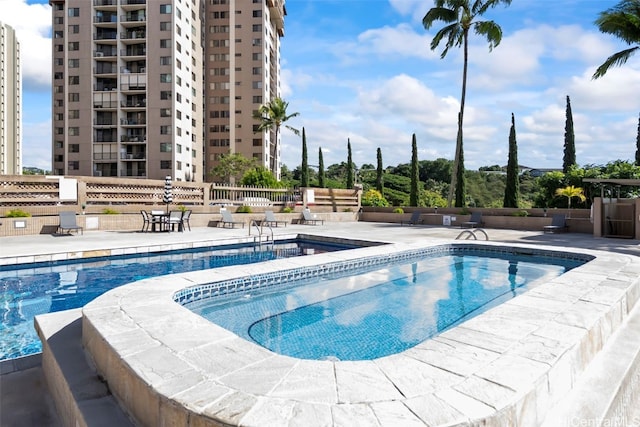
[186,248,586,360]
[78,239,640,427]
[0,238,364,360]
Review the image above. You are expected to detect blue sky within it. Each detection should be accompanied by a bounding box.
[4,0,639,172]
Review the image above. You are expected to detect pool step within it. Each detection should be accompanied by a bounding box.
[35,308,134,427]
[540,299,640,427]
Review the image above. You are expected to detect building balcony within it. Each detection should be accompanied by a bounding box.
[94,32,117,41]
[120,152,146,160]
[121,14,146,23]
[121,135,146,143]
[120,30,146,40]
[94,0,117,6]
[121,118,146,125]
[93,101,118,109]
[121,99,146,108]
[93,15,117,23]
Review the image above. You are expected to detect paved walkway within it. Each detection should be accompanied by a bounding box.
[1,222,639,426]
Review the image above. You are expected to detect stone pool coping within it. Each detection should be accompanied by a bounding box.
[80,239,640,426]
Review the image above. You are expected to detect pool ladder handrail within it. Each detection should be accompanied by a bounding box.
[455,228,489,240]
[249,219,274,247]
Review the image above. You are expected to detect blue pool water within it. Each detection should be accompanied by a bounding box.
[188,250,586,361]
[0,239,359,360]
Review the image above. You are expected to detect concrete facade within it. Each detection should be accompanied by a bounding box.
[0,22,22,175]
[49,0,286,183]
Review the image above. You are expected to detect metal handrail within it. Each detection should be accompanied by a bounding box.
[249,220,274,247]
[455,228,489,240]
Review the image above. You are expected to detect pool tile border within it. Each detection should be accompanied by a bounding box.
[173,243,593,307]
[77,239,640,426]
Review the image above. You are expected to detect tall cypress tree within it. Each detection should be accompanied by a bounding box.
[503,113,519,208]
[300,127,309,187]
[410,134,419,207]
[635,113,640,166]
[318,147,325,188]
[346,139,354,188]
[376,147,383,193]
[563,95,576,173]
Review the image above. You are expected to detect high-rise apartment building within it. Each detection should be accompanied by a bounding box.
[49,0,286,182]
[49,0,203,182]
[203,0,286,181]
[0,22,22,175]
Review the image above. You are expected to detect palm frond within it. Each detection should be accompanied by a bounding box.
[423,7,456,29]
[284,125,300,136]
[431,24,462,57]
[592,46,639,79]
[595,0,640,44]
[474,0,513,15]
[474,20,503,50]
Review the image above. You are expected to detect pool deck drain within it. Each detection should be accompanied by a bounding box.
[2,222,640,426]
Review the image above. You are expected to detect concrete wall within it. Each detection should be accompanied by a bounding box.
[0,210,358,237]
[360,208,593,234]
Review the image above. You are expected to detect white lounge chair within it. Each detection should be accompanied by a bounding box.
[219,208,244,228]
[262,210,287,227]
[57,211,83,235]
[301,208,324,225]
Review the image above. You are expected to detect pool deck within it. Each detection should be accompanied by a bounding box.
[1,222,640,426]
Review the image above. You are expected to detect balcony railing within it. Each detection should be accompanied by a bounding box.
[94,32,117,40]
[120,153,146,160]
[120,30,145,40]
[93,15,117,23]
[93,101,118,109]
[121,14,146,22]
[121,135,146,142]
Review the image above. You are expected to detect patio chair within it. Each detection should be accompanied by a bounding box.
[167,210,185,232]
[462,212,484,228]
[262,210,287,227]
[301,208,324,225]
[57,211,83,235]
[181,209,192,231]
[543,214,567,233]
[219,208,244,228]
[401,211,423,226]
[140,210,151,232]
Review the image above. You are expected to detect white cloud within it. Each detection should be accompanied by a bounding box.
[357,24,437,60]
[1,0,52,90]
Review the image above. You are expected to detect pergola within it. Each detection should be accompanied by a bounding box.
[583,179,640,238]
[583,178,640,198]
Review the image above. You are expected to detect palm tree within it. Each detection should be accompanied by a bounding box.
[593,0,640,79]
[253,97,300,173]
[555,185,586,210]
[423,0,512,207]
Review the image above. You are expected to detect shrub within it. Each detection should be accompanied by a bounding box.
[5,209,31,218]
[236,205,252,213]
[393,207,404,214]
[281,206,293,213]
[177,204,187,212]
[102,208,119,215]
[361,189,389,207]
[513,210,529,217]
